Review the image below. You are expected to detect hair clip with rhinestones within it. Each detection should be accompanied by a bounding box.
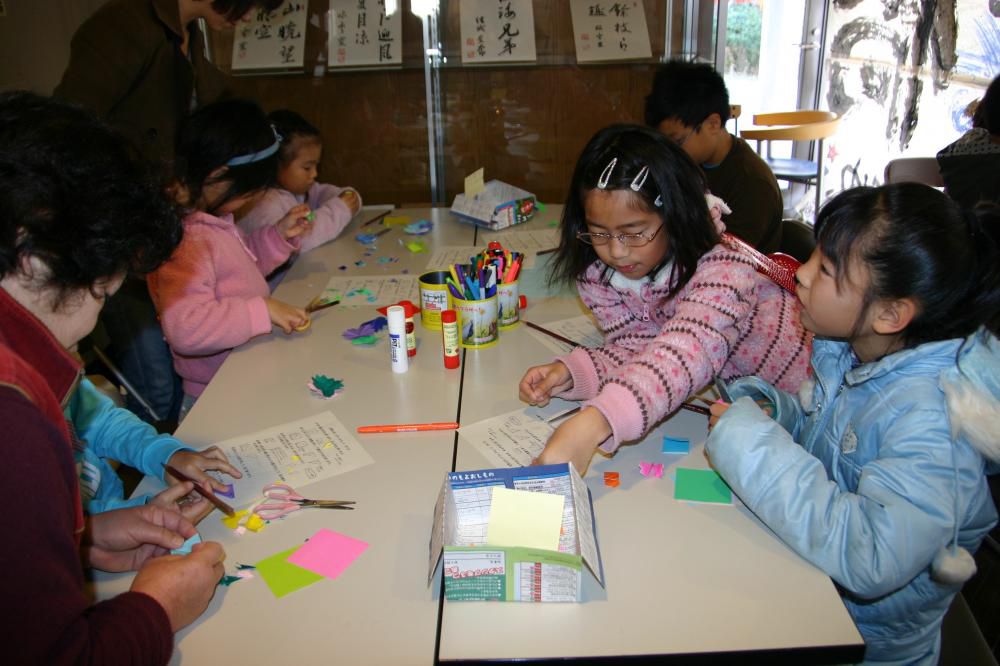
[597,157,617,189]
[629,165,649,191]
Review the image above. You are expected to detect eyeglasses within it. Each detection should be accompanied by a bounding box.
[576,224,664,247]
[672,124,701,148]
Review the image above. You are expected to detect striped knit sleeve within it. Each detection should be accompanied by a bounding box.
[586,252,759,451]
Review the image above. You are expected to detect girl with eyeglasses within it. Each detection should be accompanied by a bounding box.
[518,124,812,475]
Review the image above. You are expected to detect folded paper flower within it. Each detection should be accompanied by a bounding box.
[355,233,379,244]
[308,374,344,399]
[403,219,433,235]
[639,462,664,478]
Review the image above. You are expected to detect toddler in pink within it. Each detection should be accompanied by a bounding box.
[239,109,361,274]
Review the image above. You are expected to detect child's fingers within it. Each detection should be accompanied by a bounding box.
[153,481,195,507]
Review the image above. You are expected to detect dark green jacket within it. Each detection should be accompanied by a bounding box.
[55,0,230,167]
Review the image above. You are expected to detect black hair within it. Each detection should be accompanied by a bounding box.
[549,124,718,295]
[0,91,181,305]
[815,183,1000,346]
[175,98,278,214]
[211,0,284,22]
[267,109,321,166]
[645,60,731,129]
[972,74,1000,134]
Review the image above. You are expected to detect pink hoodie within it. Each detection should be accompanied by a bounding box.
[148,210,300,397]
[557,244,812,451]
[238,182,361,254]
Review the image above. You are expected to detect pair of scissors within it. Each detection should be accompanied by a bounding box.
[253,482,355,520]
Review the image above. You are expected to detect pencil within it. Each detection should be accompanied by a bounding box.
[523,320,579,348]
[535,247,558,256]
[357,422,460,433]
[363,209,392,226]
[162,464,236,517]
[680,402,711,416]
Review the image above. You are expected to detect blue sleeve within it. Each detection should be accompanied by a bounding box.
[727,376,806,437]
[706,397,957,599]
[69,378,192,481]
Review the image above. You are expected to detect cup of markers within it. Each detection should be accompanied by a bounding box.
[445,242,523,349]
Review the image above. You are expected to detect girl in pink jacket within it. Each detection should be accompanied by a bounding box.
[519,125,812,474]
[238,109,361,285]
[149,99,313,417]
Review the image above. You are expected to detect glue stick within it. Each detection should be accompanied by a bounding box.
[387,305,409,373]
[441,309,460,369]
[399,300,417,357]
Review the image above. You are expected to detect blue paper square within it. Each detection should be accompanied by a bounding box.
[662,436,690,455]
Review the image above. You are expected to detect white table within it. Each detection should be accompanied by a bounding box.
[94,206,864,664]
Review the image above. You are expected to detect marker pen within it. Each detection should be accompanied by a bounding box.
[387,305,409,373]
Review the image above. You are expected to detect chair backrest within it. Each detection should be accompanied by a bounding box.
[883,157,944,187]
[741,111,841,142]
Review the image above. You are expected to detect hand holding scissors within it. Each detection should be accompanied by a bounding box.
[253,483,355,520]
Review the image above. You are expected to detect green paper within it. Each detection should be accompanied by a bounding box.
[219,574,242,587]
[311,374,344,397]
[674,468,732,504]
[255,546,324,598]
[351,335,380,346]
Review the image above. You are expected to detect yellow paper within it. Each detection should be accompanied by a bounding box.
[222,509,250,529]
[464,168,485,198]
[246,514,267,532]
[383,215,411,226]
[486,487,564,552]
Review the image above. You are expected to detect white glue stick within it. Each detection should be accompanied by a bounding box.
[387,305,409,374]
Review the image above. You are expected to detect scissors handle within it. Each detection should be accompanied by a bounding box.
[253,502,300,520]
[262,482,304,501]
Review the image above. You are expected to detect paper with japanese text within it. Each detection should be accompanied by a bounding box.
[210,411,374,508]
[328,0,403,67]
[526,315,604,355]
[570,0,652,63]
[232,1,308,71]
[459,0,537,64]
[319,274,419,307]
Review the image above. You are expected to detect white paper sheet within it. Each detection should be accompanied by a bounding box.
[319,274,419,307]
[526,315,605,355]
[210,411,374,507]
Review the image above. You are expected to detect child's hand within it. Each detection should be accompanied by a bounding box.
[266,297,309,334]
[338,190,361,213]
[532,407,610,476]
[167,447,242,493]
[276,203,313,240]
[130,540,225,631]
[518,362,573,407]
[708,400,730,429]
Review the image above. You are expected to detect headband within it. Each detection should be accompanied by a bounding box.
[226,125,283,166]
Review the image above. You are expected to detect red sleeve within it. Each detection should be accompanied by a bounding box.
[0,388,173,665]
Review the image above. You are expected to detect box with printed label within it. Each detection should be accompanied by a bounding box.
[450,180,537,231]
[427,463,604,602]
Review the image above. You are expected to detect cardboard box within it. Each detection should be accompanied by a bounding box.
[428,463,604,602]
[450,180,537,231]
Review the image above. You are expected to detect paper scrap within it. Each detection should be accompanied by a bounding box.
[464,168,485,197]
[216,483,236,498]
[246,514,267,532]
[404,240,428,254]
[383,215,411,226]
[603,471,620,488]
[219,575,243,586]
[351,334,380,346]
[674,468,733,505]
[403,219,433,235]
[255,547,324,598]
[171,533,202,555]
[639,462,664,478]
[222,509,250,529]
[287,528,369,581]
[486,487,564,552]
[662,436,691,455]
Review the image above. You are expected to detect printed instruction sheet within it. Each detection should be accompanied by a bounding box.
[526,314,604,355]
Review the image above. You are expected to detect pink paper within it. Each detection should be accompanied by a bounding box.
[286,528,369,581]
[639,461,664,478]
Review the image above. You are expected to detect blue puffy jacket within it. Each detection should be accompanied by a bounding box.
[706,329,1000,665]
[68,378,191,513]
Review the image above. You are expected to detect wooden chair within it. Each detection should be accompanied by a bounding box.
[741,111,841,219]
[883,157,944,187]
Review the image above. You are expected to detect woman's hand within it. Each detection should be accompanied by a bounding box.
[276,203,313,240]
[266,298,309,334]
[533,407,611,476]
[83,503,197,573]
[130,541,225,632]
[518,362,573,407]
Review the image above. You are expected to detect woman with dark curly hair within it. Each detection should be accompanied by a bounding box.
[0,91,225,664]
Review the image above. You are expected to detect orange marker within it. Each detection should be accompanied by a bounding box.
[357,422,459,433]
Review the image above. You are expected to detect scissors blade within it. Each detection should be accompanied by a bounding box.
[303,500,356,509]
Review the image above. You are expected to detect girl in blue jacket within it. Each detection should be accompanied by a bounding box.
[706,183,1000,665]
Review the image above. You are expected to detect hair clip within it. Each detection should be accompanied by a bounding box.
[630,165,650,192]
[597,157,618,189]
[654,194,663,207]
